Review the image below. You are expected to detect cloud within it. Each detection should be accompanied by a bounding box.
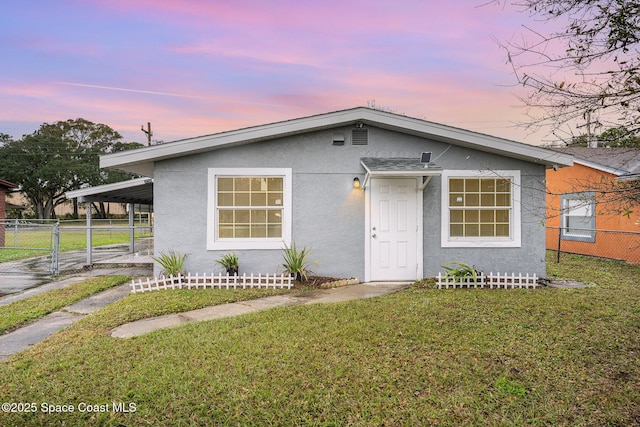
[55,82,209,100]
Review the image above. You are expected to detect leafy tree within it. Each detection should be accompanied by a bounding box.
[0,119,139,219]
[91,140,144,218]
[498,0,640,212]
[0,132,77,218]
[0,133,13,147]
[497,0,640,141]
[569,126,640,147]
[597,126,640,147]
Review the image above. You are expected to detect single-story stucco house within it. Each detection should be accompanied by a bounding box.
[101,107,573,281]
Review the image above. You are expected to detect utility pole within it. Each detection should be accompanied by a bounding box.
[577,111,598,148]
[586,111,597,148]
[141,122,152,146]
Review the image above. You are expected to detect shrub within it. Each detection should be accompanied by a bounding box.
[152,250,186,277]
[441,261,480,284]
[215,252,239,276]
[282,243,315,281]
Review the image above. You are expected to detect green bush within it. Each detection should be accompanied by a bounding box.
[152,250,186,276]
[441,261,480,284]
[216,252,239,275]
[282,243,314,281]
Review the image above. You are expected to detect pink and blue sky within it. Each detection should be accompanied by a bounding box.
[1,0,547,145]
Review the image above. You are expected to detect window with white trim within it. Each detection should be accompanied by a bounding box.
[561,192,595,242]
[441,170,521,247]
[207,168,292,250]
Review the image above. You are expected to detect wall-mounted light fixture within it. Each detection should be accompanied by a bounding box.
[353,177,361,189]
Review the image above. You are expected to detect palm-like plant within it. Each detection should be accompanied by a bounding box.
[215,252,239,276]
[441,261,480,284]
[152,250,186,277]
[282,243,314,281]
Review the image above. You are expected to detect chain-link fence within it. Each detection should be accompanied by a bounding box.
[56,219,153,274]
[0,218,153,276]
[546,226,640,264]
[0,220,60,275]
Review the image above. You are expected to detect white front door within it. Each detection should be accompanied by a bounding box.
[369,178,420,281]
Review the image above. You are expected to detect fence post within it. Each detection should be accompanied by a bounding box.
[51,222,60,275]
[556,226,562,263]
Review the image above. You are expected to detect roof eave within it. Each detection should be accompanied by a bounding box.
[357,112,573,168]
[573,159,628,176]
[66,177,153,205]
[100,107,573,174]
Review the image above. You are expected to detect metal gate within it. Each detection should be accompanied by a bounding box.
[0,220,60,275]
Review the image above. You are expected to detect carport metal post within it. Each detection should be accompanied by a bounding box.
[128,203,135,253]
[86,201,93,265]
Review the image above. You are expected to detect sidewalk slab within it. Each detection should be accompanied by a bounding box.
[66,284,131,314]
[303,283,410,304]
[180,303,259,322]
[0,271,145,361]
[0,277,87,306]
[110,295,301,338]
[0,311,82,361]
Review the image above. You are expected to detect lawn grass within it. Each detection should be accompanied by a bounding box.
[1,252,639,426]
[0,276,130,334]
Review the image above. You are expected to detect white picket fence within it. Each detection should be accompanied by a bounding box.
[437,272,538,289]
[130,272,293,293]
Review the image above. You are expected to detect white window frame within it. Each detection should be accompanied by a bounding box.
[207,168,292,250]
[561,192,596,242]
[441,170,521,248]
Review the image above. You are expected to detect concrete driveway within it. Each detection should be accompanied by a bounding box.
[0,240,153,298]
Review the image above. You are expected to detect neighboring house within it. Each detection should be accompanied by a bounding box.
[54,199,128,218]
[101,107,572,281]
[0,179,18,216]
[7,191,128,219]
[546,147,640,264]
[0,179,19,247]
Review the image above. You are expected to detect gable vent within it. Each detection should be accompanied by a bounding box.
[351,129,369,145]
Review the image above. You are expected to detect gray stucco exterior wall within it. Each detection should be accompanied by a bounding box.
[153,124,547,279]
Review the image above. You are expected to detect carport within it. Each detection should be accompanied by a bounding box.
[65,178,153,265]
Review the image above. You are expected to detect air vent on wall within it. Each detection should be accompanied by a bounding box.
[351,128,368,145]
[332,133,345,146]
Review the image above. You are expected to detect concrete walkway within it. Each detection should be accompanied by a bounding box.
[0,281,132,361]
[0,277,410,360]
[111,282,410,338]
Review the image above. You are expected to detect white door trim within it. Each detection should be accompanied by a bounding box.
[364,177,423,282]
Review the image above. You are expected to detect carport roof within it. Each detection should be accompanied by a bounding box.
[65,177,153,205]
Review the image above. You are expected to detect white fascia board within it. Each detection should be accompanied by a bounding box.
[100,107,574,175]
[100,109,364,175]
[358,110,574,168]
[573,159,627,176]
